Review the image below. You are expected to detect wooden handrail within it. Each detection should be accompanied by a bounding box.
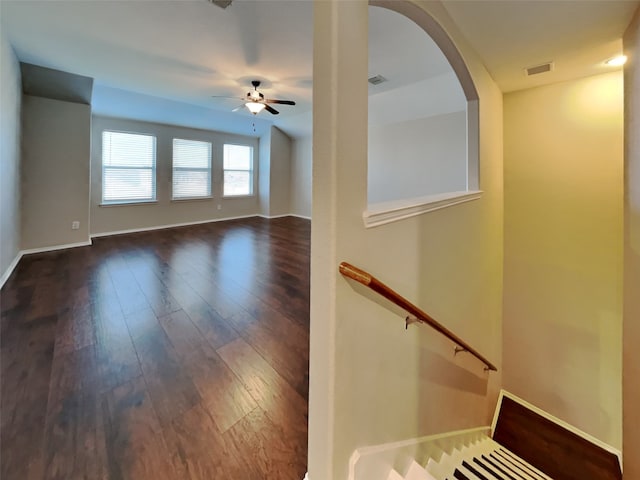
[339,261,497,372]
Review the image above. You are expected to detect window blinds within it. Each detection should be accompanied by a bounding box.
[172,139,212,199]
[223,144,253,196]
[102,131,156,203]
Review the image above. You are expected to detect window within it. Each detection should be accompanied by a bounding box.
[223,144,253,196]
[172,138,212,199]
[102,131,156,204]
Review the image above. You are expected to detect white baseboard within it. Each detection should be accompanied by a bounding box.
[258,214,290,219]
[1,240,93,289]
[91,214,310,239]
[288,213,311,220]
[0,251,23,289]
[1,214,310,288]
[90,214,261,238]
[20,240,93,256]
[258,213,311,220]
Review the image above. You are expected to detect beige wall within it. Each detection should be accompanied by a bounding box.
[310,1,503,478]
[624,6,640,477]
[269,126,292,217]
[290,136,312,218]
[503,72,623,448]
[368,110,467,204]
[258,128,271,217]
[21,95,91,250]
[0,34,22,283]
[258,126,292,218]
[90,116,259,235]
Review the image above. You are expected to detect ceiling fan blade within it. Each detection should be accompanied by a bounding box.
[265,99,296,105]
[211,95,244,100]
[264,104,280,115]
[231,104,245,112]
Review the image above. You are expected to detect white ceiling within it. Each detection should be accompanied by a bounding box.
[1,0,315,137]
[1,0,637,137]
[443,0,638,93]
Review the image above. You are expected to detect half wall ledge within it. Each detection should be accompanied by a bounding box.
[363,190,483,228]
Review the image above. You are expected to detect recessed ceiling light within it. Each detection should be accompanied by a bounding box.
[605,55,627,67]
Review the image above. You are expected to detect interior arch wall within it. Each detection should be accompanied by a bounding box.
[309,1,503,479]
[370,0,479,190]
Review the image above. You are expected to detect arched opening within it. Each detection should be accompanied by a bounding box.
[366,1,480,227]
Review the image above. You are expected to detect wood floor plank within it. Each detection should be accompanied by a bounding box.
[160,244,309,400]
[217,337,308,456]
[152,265,239,349]
[1,313,57,480]
[131,326,201,427]
[106,256,151,316]
[43,345,108,479]
[127,260,183,318]
[123,307,162,340]
[93,307,143,393]
[162,403,240,479]
[183,301,239,350]
[25,280,62,322]
[227,305,310,400]
[103,377,184,480]
[223,407,308,480]
[54,303,95,357]
[1,216,310,479]
[158,310,257,432]
[179,270,244,321]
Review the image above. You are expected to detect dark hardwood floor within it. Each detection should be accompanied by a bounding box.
[0,216,310,480]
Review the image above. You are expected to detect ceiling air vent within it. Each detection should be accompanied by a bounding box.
[208,0,232,9]
[525,62,554,76]
[368,75,387,85]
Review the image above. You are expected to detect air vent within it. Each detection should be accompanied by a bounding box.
[368,75,387,85]
[208,0,232,9]
[525,62,554,76]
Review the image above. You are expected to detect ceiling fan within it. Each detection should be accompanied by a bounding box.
[213,80,296,116]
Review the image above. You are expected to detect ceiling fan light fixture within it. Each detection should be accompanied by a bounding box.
[246,102,266,114]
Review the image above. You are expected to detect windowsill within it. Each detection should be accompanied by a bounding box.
[223,194,255,199]
[100,200,158,207]
[171,196,213,202]
[363,190,483,228]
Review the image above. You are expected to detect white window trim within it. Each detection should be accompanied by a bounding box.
[363,190,483,228]
[100,200,159,207]
[222,194,254,199]
[170,196,213,203]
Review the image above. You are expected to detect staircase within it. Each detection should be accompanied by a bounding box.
[385,434,551,480]
[348,391,623,480]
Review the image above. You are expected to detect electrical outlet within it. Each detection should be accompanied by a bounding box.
[217,204,222,210]
[71,221,80,230]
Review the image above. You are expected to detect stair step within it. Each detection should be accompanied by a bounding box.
[473,454,518,480]
[425,435,555,480]
[386,469,405,480]
[453,465,488,480]
[405,460,438,480]
[494,448,552,479]
[487,452,536,479]
[353,431,556,480]
[425,457,448,480]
